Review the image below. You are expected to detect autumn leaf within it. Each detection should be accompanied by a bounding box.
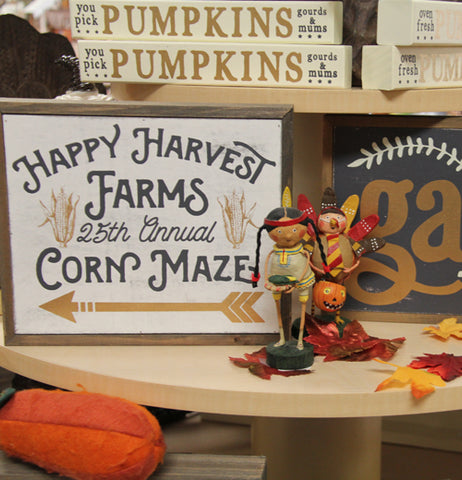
[326,337,405,362]
[303,316,344,355]
[423,317,462,340]
[374,359,446,399]
[304,317,405,362]
[409,353,462,382]
[229,347,312,380]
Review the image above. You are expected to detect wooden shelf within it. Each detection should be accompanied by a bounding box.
[110,84,462,114]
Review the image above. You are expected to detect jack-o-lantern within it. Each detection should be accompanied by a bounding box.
[313,280,346,312]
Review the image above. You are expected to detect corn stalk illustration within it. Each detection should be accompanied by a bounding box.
[39,188,79,247]
[347,136,462,172]
[218,191,257,248]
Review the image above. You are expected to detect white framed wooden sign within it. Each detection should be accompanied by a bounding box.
[0,100,293,345]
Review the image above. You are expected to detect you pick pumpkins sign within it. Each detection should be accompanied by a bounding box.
[0,101,292,345]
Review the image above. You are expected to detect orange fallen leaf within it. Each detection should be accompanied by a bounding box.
[374,359,446,399]
[423,317,462,340]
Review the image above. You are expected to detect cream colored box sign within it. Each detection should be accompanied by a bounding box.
[78,40,352,88]
[377,0,462,46]
[362,45,462,90]
[69,0,344,45]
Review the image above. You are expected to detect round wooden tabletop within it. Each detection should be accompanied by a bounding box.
[1,319,460,419]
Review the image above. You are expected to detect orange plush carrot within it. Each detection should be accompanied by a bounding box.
[0,388,166,480]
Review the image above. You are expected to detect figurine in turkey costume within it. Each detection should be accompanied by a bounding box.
[298,187,385,323]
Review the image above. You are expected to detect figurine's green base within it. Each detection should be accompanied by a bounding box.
[266,340,314,370]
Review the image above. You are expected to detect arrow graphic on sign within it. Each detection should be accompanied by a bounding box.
[39,291,265,324]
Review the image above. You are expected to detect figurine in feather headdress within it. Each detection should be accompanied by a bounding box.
[251,189,327,368]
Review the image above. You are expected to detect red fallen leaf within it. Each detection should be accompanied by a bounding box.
[229,348,312,380]
[304,316,405,362]
[229,347,267,368]
[243,347,267,362]
[248,363,273,380]
[303,317,346,355]
[326,337,405,362]
[409,353,462,381]
[249,364,312,380]
[229,358,258,369]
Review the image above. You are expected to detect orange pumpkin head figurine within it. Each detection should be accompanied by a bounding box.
[313,280,346,313]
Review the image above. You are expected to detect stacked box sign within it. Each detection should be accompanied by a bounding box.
[363,0,462,90]
[0,102,293,345]
[377,0,462,46]
[362,45,462,90]
[70,0,352,88]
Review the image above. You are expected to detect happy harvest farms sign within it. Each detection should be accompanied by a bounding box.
[0,102,292,345]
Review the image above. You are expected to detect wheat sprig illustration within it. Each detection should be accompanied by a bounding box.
[348,136,462,172]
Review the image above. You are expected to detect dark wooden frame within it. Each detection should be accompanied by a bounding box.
[323,114,462,324]
[0,99,293,345]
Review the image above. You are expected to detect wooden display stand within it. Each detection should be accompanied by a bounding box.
[0,319,461,480]
[1,86,462,480]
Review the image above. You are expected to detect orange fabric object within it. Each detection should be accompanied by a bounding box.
[0,389,166,480]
